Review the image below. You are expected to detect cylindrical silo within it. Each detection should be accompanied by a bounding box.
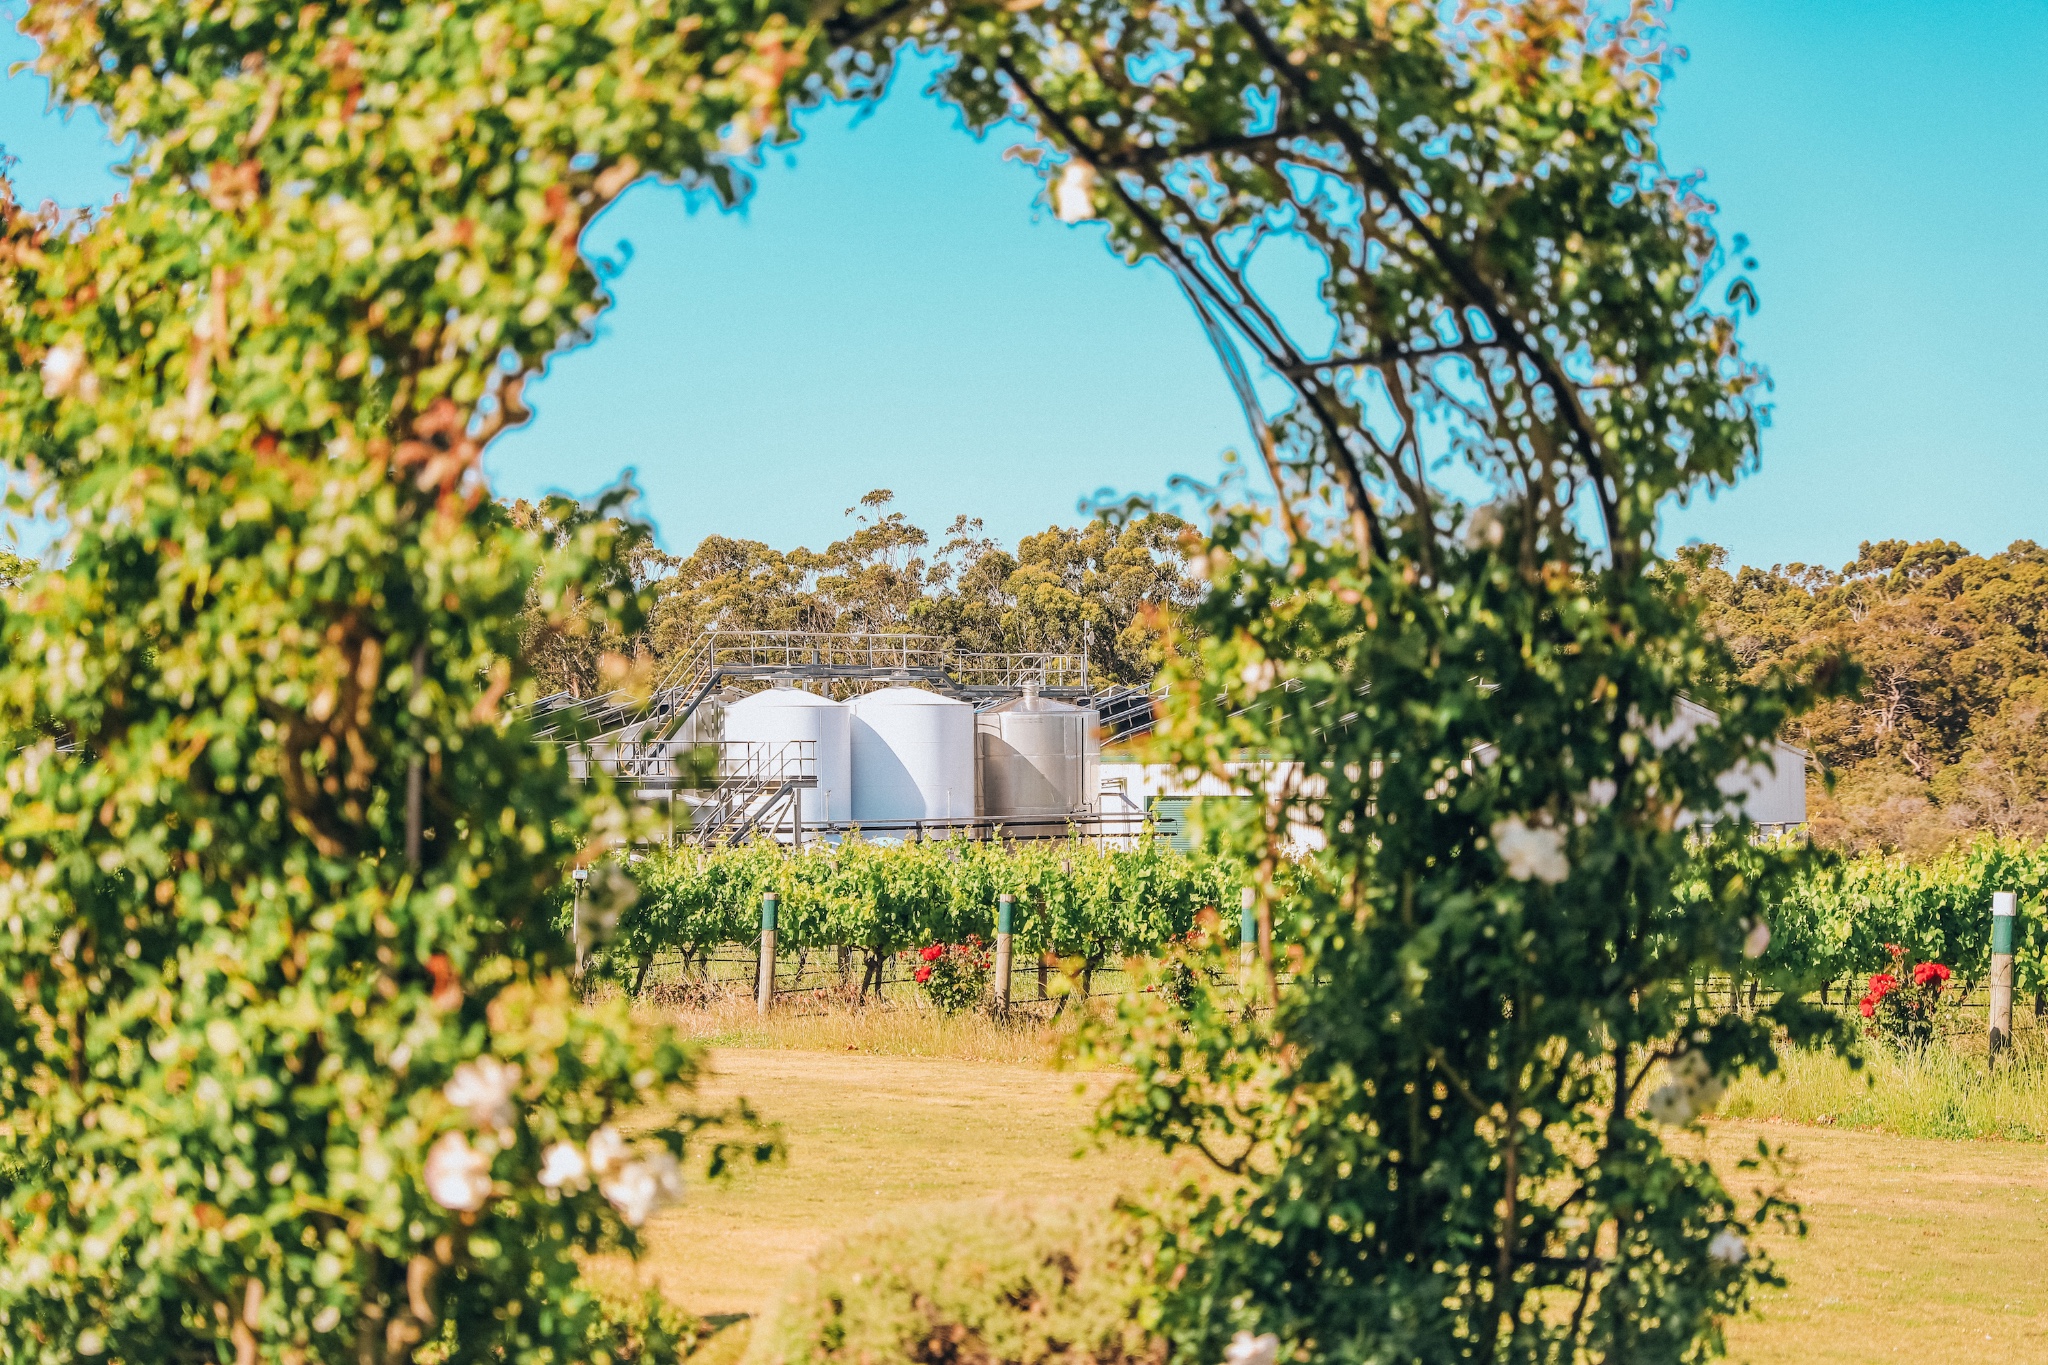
[848,687,975,823]
[721,684,851,825]
[976,680,1101,819]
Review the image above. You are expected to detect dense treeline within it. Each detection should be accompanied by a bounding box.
[1668,539,2048,856]
[513,490,1199,697]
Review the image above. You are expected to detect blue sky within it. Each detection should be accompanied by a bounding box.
[4,3,2044,572]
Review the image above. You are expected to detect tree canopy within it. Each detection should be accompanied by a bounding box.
[518,490,1200,694]
[1669,539,2048,855]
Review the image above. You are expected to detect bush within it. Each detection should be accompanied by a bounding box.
[1860,945,1954,1048]
[914,939,994,1015]
[752,1202,1162,1365]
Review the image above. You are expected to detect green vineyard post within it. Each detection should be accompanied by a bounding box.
[1239,886,1257,970]
[1990,891,2017,1062]
[758,892,779,1017]
[994,894,1016,1018]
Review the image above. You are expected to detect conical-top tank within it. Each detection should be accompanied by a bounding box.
[848,687,975,823]
[976,680,1100,819]
[721,684,851,824]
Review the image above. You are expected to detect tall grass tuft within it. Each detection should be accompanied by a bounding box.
[1721,1033,2048,1141]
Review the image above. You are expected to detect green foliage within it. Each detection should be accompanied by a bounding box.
[0,0,830,1357]
[914,939,995,1014]
[752,1202,1162,1365]
[583,491,1199,695]
[607,836,1239,987]
[1092,532,1848,1364]
[1665,539,2048,855]
[1759,837,2048,996]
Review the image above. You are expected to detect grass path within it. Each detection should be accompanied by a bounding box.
[623,1048,2048,1362]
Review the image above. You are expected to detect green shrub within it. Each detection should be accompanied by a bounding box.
[753,1202,1162,1365]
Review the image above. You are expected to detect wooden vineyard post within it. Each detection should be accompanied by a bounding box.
[1990,891,2017,1062]
[571,867,590,985]
[758,892,779,1016]
[994,894,1016,1018]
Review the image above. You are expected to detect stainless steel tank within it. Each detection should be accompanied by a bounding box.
[976,680,1101,819]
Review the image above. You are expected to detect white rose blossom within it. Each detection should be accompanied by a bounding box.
[423,1131,493,1212]
[1224,1332,1279,1365]
[586,1124,628,1177]
[601,1149,685,1227]
[1646,1050,1726,1126]
[538,1140,590,1192]
[1055,161,1098,224]
[1707,1228,1749,1265]
[1491,816,1569,885]
[444,1055,521,1130]
[41,340,96,402]
[1743,919,1772,959]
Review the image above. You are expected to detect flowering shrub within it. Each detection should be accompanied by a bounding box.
[0,2,800,1358]
[912,938,994,1014]
[1861,944,1953,1048]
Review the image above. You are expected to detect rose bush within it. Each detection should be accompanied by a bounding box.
[912,938,995,1015]
[1859,945,1952,1048]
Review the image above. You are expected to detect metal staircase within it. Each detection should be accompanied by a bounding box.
[529,630,1165,844]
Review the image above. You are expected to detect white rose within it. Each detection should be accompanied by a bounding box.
[76,1331,104,1357]
[1491,816,1569,885]
[1707,1228,1749,1265]
[1743,919,1771,959]
[587,1124,628,1178]
[1056,161,1098,224]
[41,340,93,401]
[538,1140,589,1192]
[444,1055,521,1130]
[423,1131,492,1212]
[1224,1332,1279,1365]
[1239,657,1278,695]
[601,1149,685,1228]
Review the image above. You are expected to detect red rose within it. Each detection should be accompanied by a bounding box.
[921,944,945,962]
[1860,997,1876,1018]
[915,965,933,985]
[1912,961,1952,988]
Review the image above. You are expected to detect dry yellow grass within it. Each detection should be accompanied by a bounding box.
[600,1017,2048,1363]
[637,989,1080,1067]
[592,1047,1185,1325]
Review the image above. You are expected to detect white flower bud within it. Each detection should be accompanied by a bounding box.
[538,1140,589,1192]
[1056,161,1098,223]
[1490,816,1569,884]
[444,1055,521,1130]
[1707,1228,1749,1265]
[1224,1332,1279,1365]
[586,1124,628,1177]
[41,340,91,400]
[601,1149,685,1227]
[423,1131,492,1212]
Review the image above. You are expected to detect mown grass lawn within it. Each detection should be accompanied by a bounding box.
[606,1041,2048,1363]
